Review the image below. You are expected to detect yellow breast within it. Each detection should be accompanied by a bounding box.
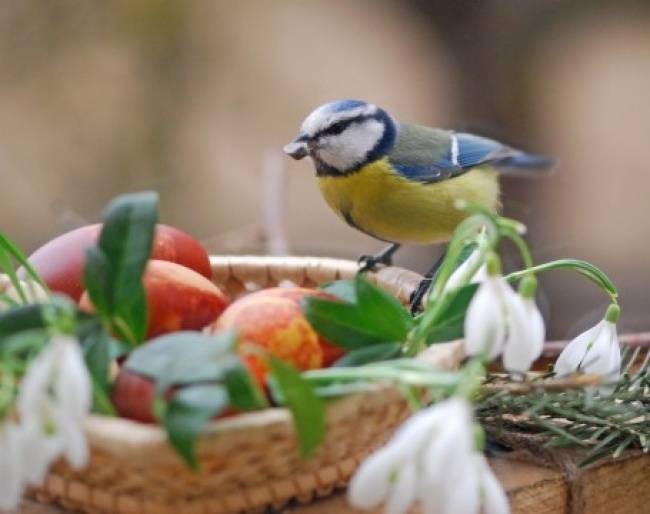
[317,158,500,244]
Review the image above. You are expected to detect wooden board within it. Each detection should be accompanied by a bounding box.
[16,452,650,514]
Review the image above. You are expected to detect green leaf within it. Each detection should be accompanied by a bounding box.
[224,362,268,411]
[269,358,325,457]
[426,284,478,344]
[85,191,158,345]
[164,384,229,468]
[83,247,112,317]
[0,329,49,361]
[0,232,49,292]
[125,331,240,388]
[0,304,45,339]
[355,276,413,340]
[332,342,402,367]
[81,321,125,407]
[303,298,390,349]
[303,276,412,350]
[0,244,27,303]
[320,280,357,303]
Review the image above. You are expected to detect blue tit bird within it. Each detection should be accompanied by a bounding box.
[283,100,552,308]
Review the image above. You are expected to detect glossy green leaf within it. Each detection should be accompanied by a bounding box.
[303,298,389,349]
[426,283,478,344]
[85,191,158,345]
[320,280,357,303]
[304,276,412,350]
[224,362,268,411]
[83,247,112,318]
[355,276,412,340]
[332,342,402,367]
[164,384,229,468]
[125,331,239,388]
[269,358,325,457]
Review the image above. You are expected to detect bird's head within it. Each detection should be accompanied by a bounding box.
[284,100,397,175]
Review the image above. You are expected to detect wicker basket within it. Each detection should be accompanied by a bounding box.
[28,256,465,514]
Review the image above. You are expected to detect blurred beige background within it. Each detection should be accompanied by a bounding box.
[1,0,648,338]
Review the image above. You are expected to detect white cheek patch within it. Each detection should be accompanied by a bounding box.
[317,119,385,171]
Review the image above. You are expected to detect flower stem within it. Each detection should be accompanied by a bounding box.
[505,259,618,303]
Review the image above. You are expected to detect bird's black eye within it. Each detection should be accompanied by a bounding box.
[322,120,349,136]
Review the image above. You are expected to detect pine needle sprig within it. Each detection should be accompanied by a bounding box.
[477,347,650,467]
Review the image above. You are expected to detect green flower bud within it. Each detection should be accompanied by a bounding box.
[486,252,501,276]
[518,275,538,299]
[605,303,621,324]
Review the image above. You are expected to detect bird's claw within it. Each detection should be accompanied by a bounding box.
[358,254,380,274]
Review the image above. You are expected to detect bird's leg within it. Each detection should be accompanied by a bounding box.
[358,243,401,273]
[409,250,447,315]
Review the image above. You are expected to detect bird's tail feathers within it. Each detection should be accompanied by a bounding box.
[494,152,556,177]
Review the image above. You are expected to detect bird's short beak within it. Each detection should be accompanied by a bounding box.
[283,139,309,160]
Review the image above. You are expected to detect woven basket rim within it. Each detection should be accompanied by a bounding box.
[79,255,465,463]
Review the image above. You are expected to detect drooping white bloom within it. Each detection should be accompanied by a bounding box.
[502,292,545,373]
[444,248,488,292]
[348,398,510,514]
[17,335,92,484]
[464,268,545,374]
[0,422,24,510]
[554,307,621,381]
[464,275,510,359]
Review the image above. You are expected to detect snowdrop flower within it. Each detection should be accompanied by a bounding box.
[554,304,621,382]
[502,278,545,373]
[0,421,24,509]
[464,255,545,373]
[349,397,509,514]
[17,334,92,484]
[444,247,488,293]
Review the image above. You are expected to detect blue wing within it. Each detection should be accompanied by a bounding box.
[388,124,553,183]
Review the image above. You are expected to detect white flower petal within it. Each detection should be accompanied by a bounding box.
[555,321,621,380]
[348,447,397,509]
[477,455,510,514]
[439,459,480,514]
[502,295,545,373]
[0,423,24,509]
[587,322,621,378]
[56,338,92,418]
[445,249,486,292]
[19,421,62,486]
[554,322,603,376]
[464,277,507,359]
[385,462,418,514]
[17,343,56,419]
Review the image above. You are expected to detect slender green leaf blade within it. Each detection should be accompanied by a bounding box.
[332,342,402,367]
[0,232,49,292]
[269,358,325,457]
[0,243,26,303]
[0,304,46,338]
